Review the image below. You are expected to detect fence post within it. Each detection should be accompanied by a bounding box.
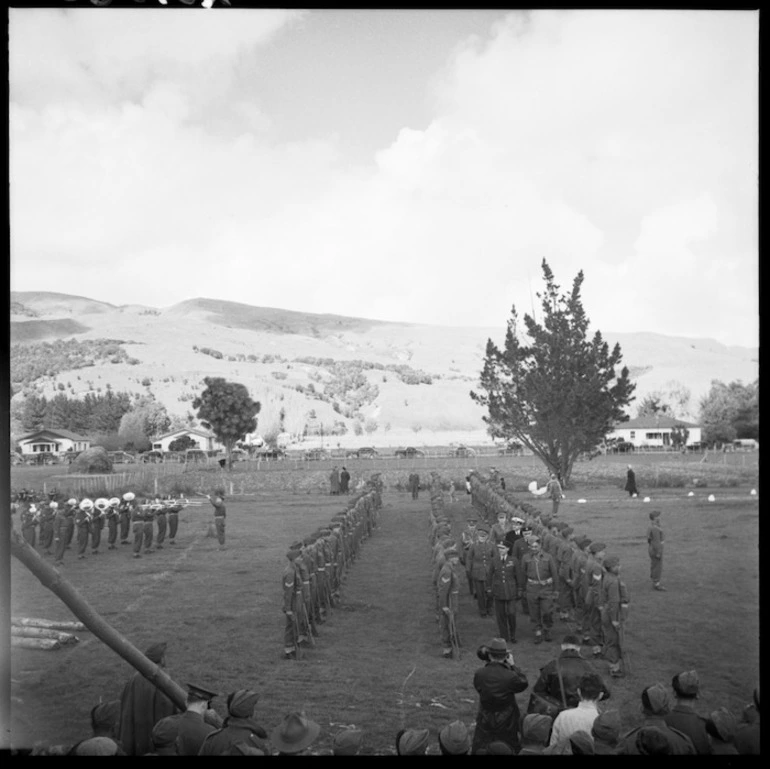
[43,482,47,495]
[154,477,158,495]
[230,481,234,496]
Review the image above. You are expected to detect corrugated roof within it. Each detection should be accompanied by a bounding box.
[614,416,699,429]
[19,428,90,442]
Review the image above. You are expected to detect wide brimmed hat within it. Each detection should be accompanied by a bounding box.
[271,712,321,754]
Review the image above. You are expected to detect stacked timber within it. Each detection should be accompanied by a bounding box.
[11,617,86,649]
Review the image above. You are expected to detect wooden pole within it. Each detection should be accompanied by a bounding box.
[10,529,187,711]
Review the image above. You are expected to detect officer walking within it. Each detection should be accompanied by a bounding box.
[519,535,559,643]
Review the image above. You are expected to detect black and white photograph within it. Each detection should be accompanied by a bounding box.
[8,4,759,756]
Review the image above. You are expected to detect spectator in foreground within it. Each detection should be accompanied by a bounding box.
[471,638,529,754]
[438,720,471,755]
[705,707,739,755]
[734,686,760,755]
[548,673,605,746]
[396,728,430,755]
[145,716,182,756]
[67,700,125,756]
[531,634,610,713]
[332,728,364,756]
[518,714,553,755]
[175,683,220,756]
[664,670,711,754]
[271,711,321,756]
[616,683,696,754]
[198,689,270,755]
[116,641,181,756]
[591,709,622,754]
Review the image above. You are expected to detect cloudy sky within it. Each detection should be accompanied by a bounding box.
[10,8,759,347]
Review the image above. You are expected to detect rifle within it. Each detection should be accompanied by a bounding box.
[617,621,632,676]
[300,601,316,648]
[448,610,461,660]
[290,607,303,660]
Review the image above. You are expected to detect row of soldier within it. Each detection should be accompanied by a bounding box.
[466,473,630,676]
[12,489,191,566]
[281,479,383,660]
[430,473,629,678]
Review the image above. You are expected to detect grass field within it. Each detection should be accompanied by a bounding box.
[9,460,759,754]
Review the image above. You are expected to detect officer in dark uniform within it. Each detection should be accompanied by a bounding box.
[175,683,220,756]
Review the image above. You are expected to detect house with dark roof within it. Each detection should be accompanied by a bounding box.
[151,427,223,453]
[18,428,91,457]
[608,415,701,449]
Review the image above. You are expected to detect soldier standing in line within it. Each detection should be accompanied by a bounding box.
[282,549,306,659]
[20,502,39,548]
[490,511,512,546]
[40,502,57,554]
[92,498,109,555]
[290,541,314,641]
[519,535,559,644]
[556,526,576,622]
[141,500,156,555]
[438,545,462,659]
[468,525,496,618]
[105,497,121,550]
[598,555,628,678]
[119,492,135,545]
[131,499,146,559]
[75,499,93,560]
[570,536,592,631]
[167,497,182,545]
[648,510,666,591]
[53,498,77,566]
[582,542,607,656]
[154,499,168,550]
[489,539,520,644]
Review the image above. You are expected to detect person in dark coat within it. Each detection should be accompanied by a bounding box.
[116,642,181,756]
[339,466,351,494]
[664,670,711,754]
[408,472,420,500]
[733,686,760,754]
[330,467,340,496]
[175,683,220,756]
[198,689,270,755]
[532,634,611,711]
[471,638,529,754]
[625,465,638,497]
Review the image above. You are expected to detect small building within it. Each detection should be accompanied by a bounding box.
[152,427,224,453]
[609,416,702,449]
[18,428,91,457]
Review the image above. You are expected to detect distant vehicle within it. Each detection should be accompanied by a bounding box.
[184,449,208,463]
[733,438,758,451]
[255,447,286,460]
[304,448,331,461]
[615,441,635,453]
[498,441,524,456]
[395,447,425,458]
[141,450,165,464]
[229,449,248,462]
[346,447,379,458]
[454,445,477,458]
[108,450,137,464]
[26,452,59,466]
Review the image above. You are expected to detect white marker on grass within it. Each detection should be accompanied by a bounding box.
[708,494,716,502]
[750,489,757,496]
[577,499,586,504]
[643,497,651,503]
[688,491,695,497]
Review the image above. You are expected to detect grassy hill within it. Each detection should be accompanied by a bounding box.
[9,292,758,445]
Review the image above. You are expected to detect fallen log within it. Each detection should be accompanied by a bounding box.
[12,637,61,651]
[11,617,86,632]
[10,529,187,711]
[10,626,79,644]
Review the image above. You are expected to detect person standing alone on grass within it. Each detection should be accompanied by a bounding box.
[409,472,420,500]
[329,466,340,496]
[625,465,639,497]
[648,510,666,590]
[205,492,227,550]
[546,473,563,516]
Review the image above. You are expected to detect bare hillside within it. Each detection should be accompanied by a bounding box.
[9,292,758,442]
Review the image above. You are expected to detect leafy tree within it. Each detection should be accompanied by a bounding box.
[193,377,261,470]
[22,395,48,431]
[699,378,759,445]
[636,380,692,419]
[470,259,635,486]
[670,425,690,450]
[169,434,198,452]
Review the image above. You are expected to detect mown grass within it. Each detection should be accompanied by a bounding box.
[9,458,759,754]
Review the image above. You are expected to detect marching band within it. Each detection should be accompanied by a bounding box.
[11,487,196,566]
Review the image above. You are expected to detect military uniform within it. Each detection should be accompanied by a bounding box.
[119,496,134,544]
[519,542,559,642]
[437,550,461,658]
[53,500,77,565]
[75,501,93,559]
[283,550,307,658]
[468,530,496,617]
[167,499,182,544]
[581,543,606,650]
[40,503,56,553]
[598,556,629,676]
[21,505,39,548]
[105,499,120,549]
[489,546,519,642]
[131,503,146,558]
[648,512,665,590]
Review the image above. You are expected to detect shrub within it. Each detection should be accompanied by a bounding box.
[70,446,113,474]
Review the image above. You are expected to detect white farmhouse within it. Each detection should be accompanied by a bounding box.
[18,428,91,457]
[609,415,702,449]
[152,427,224,453]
